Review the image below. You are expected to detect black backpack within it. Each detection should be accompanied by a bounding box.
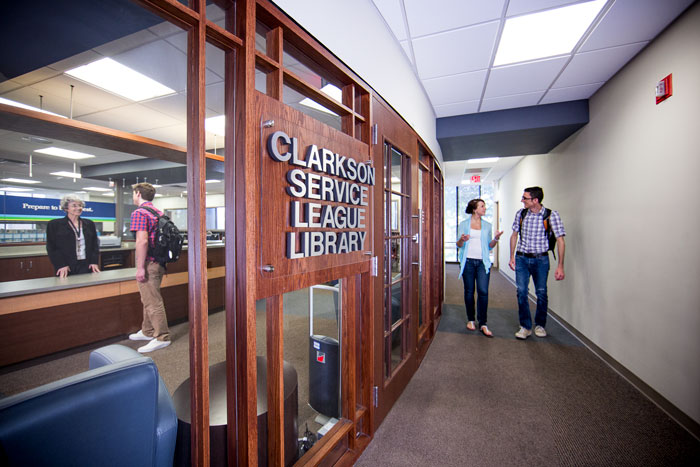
[519,208,557,259]
[140,206,183,265]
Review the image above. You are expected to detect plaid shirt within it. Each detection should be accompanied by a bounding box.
[512,207,565,254]
[130,202,161,262]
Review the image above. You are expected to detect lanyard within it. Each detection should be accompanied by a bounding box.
[68,217,82,239]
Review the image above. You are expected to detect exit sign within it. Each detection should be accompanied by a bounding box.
[471,175,481,183]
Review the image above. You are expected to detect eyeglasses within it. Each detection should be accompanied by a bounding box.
[521,196,532,201]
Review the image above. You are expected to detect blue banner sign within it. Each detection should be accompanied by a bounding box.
[0,195,116,222]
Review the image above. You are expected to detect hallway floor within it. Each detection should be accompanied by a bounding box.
[355,264,700,466]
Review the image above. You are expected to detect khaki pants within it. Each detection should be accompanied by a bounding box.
[137,261,170,341]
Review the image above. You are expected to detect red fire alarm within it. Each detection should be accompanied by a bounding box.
[471,175,481,183]
[656,74,672,104]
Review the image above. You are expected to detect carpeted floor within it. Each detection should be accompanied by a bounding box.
[355,264,700,466]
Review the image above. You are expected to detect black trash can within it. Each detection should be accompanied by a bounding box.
[308,335,340,419]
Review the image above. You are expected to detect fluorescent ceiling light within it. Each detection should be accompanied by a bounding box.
[154,193,163,197]
[151,184,162,188]
[1,187,33,192]
[83,187,112,192]
[65,57,175,101]
[33,194,47,198]
[0,97,66,118]
[299,83,342,116]
[494,0,606,66]
[391,177,400,183]
[34,147,95,159]
[50,171,82,178]
[467,157,499,164]
[205,115,225,136]
[205,179,221,183]
[102,192,115,196]
[1,178,41,184]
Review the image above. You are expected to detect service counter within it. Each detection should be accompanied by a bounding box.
[0,243,226,367]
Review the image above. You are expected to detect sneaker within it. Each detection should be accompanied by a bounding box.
[138,339,171,353]
[515,327,532,340]
[129,330,154,341]
[534,326,547,338]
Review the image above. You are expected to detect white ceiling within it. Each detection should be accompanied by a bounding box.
[370,0,695,184]
[372,0,695,118]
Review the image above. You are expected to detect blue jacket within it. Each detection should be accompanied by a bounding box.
[457,215,494,278]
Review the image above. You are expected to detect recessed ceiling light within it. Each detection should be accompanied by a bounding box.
[83,187,112,192]
[494,0,606,66]
[299,83,342,116]
[50,171,82,178]
[65,57,176,101]
[0,178,41,184]
[1,186,33,192]
[467,157,499,164]
[0,97,66,118]
[205,115,225,136]
[34,147,95,159]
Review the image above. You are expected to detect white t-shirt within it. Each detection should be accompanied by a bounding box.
[466,229,481,259]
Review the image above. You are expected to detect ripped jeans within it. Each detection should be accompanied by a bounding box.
[515,254,550,330]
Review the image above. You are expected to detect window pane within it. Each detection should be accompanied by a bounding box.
[390,326,402,372]
[390,148,402,193]
[390,281,402,325]
[283,84,341,131]
[390,193,402,235]
[444,186,457,262]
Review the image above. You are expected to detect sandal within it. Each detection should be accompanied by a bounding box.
[466,321,476,331]
[480,325,493,337]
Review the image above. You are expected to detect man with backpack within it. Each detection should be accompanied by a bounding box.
[508,186,566,340]
[128,182,171,352]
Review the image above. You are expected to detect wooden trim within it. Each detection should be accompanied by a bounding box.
[293,419,352,467]
[186,3,211,465]
[132,0,199,30]
[266,295,285,466]
[206,20,243,50]
[266,27,284,100]
[341,275,357,450]
[283,70,353,116]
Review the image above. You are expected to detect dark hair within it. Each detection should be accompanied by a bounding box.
[524,186,544,203]
[465,198,484,214]
[132,182,156,201]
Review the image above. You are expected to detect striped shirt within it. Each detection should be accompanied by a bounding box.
[130,202,161,262]
[512,207,565,254]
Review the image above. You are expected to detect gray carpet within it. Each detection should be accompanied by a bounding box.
[356,265,700,466]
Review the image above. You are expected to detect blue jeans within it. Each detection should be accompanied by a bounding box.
[515,255,550,330]
[462,258,490,326]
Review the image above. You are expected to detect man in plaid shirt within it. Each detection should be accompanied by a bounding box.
[128,182,171,353]
[508,186,566,340]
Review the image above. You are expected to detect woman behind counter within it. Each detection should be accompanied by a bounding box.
[46,195,100,278]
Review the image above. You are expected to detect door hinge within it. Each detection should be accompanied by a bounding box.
[371,256,378,276]
[371,124,378,145]
[373,386,379,407]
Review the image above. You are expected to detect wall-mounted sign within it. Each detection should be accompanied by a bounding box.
[267,130,375,259]
[0,195,116,222]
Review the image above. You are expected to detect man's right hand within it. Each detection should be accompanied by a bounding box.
[509,258,516,271]
[136,268,147,283]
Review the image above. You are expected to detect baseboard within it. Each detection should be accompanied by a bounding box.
[498,269,700,441]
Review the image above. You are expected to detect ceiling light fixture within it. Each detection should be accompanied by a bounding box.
[83,187,112,192]
[0,178,41,184]
[1,187,33,192]
[205,115,225,136]
[494,0,606,66]
[205,179,221,183]
[299,83,342,116]
[0,97,66,118]
[65,57,175,101]
[34,147,95,159]
[50,171,82,178]
[467,157,499,164]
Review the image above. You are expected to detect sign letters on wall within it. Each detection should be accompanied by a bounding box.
[267,130,375,259]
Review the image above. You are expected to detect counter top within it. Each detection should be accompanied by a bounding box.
[0,240,225,259]
[0,267,137,299]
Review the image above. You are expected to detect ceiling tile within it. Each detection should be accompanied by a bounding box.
[580,0,695,52]
[93,29,159,58]
[484,56,568,98]
[434,100,480,118]
[540,82,604,104]
[76,103,182,136]
[404,0,505,38]
[423,70,488,106]
[140,92,187,122]
[136,124,187,148]
[554,42,647,88]
[372,0,408,41]
[115,39,187,93]
[413,22,499,79]
[480,91,543,112]
[506,0,582,17]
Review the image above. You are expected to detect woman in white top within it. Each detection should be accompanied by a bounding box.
[456,199,503,337]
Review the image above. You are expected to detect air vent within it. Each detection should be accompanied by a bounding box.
[21,136,53,144]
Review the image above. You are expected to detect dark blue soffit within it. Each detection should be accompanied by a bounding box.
[436,100,589,161]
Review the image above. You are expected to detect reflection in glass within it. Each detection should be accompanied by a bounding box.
[283,84,341,131]
[390,238,401,280]
[390,282,402,325]
[390,327,402,372]
[390,193,402,235]
[391,148,402,193]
